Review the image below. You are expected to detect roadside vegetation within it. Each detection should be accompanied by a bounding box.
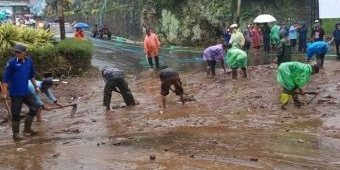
[0,24,93,79]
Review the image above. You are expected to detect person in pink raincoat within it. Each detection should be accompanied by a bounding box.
[144,28,161,69]
[251,24,261,49]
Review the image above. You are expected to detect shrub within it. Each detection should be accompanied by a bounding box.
[55,39,93,75]
[30,46,71,79]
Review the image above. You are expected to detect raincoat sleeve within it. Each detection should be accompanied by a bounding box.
[143,36,150,53]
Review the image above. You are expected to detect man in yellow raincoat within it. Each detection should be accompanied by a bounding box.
[277,62,319,109]
[225,43,248,79]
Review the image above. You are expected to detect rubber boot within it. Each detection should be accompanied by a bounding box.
[23,115,38,136]
[154,56,160,69]
[206,66,211,77]
[12,121,25,141]
[292,94,301,107]
[147,57,154,68]
[232,68,238,79]
[241,67,247,78]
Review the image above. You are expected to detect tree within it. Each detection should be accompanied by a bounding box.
[57,0,65,40]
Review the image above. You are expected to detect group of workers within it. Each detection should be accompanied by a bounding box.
[0,23,331,141]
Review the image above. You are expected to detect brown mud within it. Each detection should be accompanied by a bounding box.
[1,43,340,169]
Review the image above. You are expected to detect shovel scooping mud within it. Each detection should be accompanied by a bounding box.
[46,103,78,118]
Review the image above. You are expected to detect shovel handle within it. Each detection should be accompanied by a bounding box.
[46,103,76,111]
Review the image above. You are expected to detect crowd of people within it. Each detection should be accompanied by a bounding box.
[1,19,339,142]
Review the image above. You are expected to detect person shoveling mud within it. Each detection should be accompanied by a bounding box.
[101,66,139,111]
[159,66,185,108]
[277,61,319,109]
[28,77,63,121]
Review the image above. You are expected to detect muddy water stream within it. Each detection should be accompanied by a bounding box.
[1,37,340,170]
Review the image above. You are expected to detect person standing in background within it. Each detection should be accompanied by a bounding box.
[144,28,161,69]
[289,23,299,51]
[330,23,340,59]
[243,24,252,54]
[262,23,271,52]
[251,24,261,49]
[298,22,308,53]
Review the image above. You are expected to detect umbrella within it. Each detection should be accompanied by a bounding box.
[0,9,13,15]
[253,14,277,23]
[73,22,89,29]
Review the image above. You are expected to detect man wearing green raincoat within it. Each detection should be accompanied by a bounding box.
[277,62,319,109]
[225,43,248,79]
[270,24,281,50]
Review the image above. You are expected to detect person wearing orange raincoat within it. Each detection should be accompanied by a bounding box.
[144,28,161,68]
[74,27,85,40]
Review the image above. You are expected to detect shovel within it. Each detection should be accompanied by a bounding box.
[2,98,12,126]
[46,103,78,118]
[0,83,11,126]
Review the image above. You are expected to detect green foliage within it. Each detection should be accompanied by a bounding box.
[29,46,71,79]
[0,24,55,58]
[321,19,339,36]
[55,39,93,75]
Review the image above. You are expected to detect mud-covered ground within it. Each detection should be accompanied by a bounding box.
[1,59,340,170]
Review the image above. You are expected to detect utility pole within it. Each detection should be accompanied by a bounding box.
[57,0,65,40]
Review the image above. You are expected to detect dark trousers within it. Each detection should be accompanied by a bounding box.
[103,77,135,109]
[335,40,340,57]
[263,38,270,52]
[290,39,297,48]
[243,41,251,54]
[11,94,39,121]
[147,56,160,68]
[298,39,307,52]
[316,53,325,68]
[207,60,217,75]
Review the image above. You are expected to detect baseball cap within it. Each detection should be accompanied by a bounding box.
[14,44,27,53]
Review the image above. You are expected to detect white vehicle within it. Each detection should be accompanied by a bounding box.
[49,23,74,42]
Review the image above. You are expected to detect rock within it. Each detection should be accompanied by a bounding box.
[52,153,61,158]
[190,154,195,158]
[250,158,258,161]
[297,139,304,143]
[97,143,100,147]
[101,141,106,145]
[254,95,262,98]
[112,141,121,146]
[322,94,334,98]
[16,148,26,152]
[317,99,330,104]
[150,154,156,160]
[164,148,169,152]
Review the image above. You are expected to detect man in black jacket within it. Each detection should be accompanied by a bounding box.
[102,66,138,111]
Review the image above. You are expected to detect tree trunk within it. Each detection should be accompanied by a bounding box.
[57,0,65,40]
[236,0,241,26]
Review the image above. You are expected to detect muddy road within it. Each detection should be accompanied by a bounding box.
[1,37,340,170]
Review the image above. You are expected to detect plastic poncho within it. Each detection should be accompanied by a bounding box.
[203,44,225,61]
[306,41,330,59]
[276,62,312,90]
[225,46,248,68]
[144,33,161,58]
[270,25,281,46]
[229,30,245,47]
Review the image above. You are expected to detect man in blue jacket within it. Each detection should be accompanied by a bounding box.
[1,44,40,141]
[306,41,331,68]
[28,78,62,121]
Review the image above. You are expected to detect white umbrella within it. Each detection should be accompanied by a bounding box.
[253,14,277,23]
